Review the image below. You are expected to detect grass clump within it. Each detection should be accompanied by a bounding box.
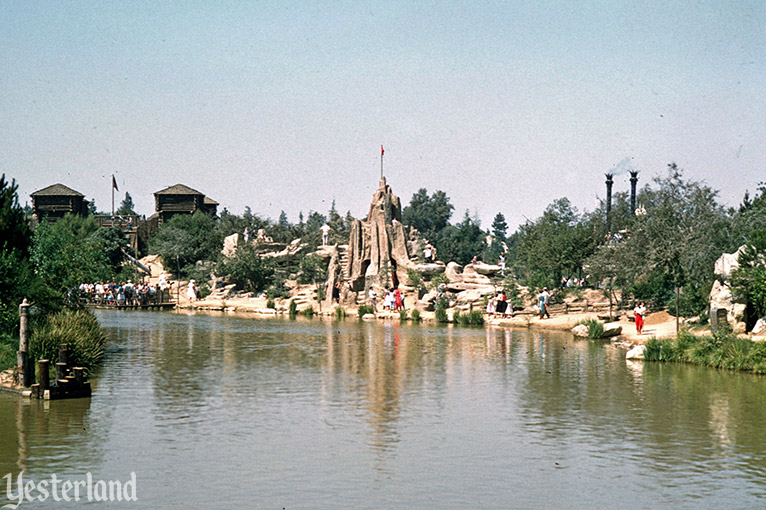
[411,309,421,322]
[575,318,606,339]
[288,299,298,319]
[30,309,107,371]
[357,305,374,317]
[453,309,485,325]
[435,300,449,323]
[334,306,346,320]
[302,306,314,318]
[399,309,408,321]
[266,298,275,309]
[643,330,766,374]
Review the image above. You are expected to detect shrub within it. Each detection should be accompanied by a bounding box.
[452,310,462,324]
[428,273,449,291]
[288,299,297,319]
[334,306,346,320]
[357,305,374,316]
[466,310,485,325]
[435,300,449,323]
[411,309,421,322]
[399,309,408,321]
[30,309,107,371]
[406,268,424,289]
[266,299,275,309]
[302,306,314,317]
[575,319,606,339]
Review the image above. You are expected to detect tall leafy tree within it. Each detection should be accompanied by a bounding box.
[402,188,454,240]
[115,192,136,216]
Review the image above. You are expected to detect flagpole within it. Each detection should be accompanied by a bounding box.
[380,145,384,180]
[111,176,115,218]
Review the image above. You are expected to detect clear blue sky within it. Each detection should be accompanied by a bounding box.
[2,1,764,230]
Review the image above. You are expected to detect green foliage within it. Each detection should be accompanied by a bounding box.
[357,304,374,316]
[514,197,596,288]
[402,188,454,240]
[298,254,327,285]
[334,306,346,320]
[302,306,314,317]
[31,215,126,292]
[115,192,136,216]
[266,299,275,309]
[406,268,424,289]
[731,229,766,324]
[588,165,733,316]
[643,330,766,374]
[399,309,408,321]
[575,319,606,339]
[428,273,448,291]
[435,299,449,323]
[216,243,275,293]
[288,299,297,319]
[433,211,486,266]
[452,309,483,325]
[30,309,107,371]
[148,211,218,273]
[411,309,421,322]
[0,175,31,254]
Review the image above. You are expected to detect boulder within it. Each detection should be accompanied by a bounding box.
[709,279,747,332]
[415,262,446,276]
[626,345,646,360]
[222,233,238,257]
[572,324,589,337]
[445,262,463,283]
[472,262,502,276]
[714,246,745,278]
[752,319,766,335]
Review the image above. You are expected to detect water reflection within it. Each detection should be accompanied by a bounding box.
[1,311,765,508]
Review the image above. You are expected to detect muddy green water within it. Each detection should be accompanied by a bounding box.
[2,310,766,508]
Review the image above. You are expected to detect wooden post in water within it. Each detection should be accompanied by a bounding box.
[17,299,33,387]
[38,360,50,390]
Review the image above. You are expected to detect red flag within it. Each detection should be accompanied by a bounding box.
[112,175,119,191]
[381,145,384,156]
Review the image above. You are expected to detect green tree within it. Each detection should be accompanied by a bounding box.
[31,215,125,292]
[731,229,766,328]
[434,211,486,266]
[401,188,454,240]
[147,211,218,273]
[587,164,732,313]
[115,192,136,216]
[216,243,275,292]
[514,198,594,287]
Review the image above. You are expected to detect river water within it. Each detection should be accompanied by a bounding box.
[2,310,766,508]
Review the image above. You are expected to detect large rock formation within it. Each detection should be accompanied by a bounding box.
[709,246,748,333]
[324,178,419,305]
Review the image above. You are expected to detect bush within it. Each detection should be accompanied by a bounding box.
[453,309,485,325]
[30,309,107,371]
[334,306,346,320]
[643,330,766,374]
[357,304,374,316]
[288,299,297,319]
[428,273,449,291]
[216,243,275,293]
[575,318,606,339]
[435,300,449,323]
[266,299,275,309]
[411,309,421,322]
[406,268,424,289]
[399,309,408,321]
[302,306,314,317]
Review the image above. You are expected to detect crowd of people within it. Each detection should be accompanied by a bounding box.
[77,275,171,306]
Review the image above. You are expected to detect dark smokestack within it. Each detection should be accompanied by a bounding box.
[629,171,639,215]
[605,173,613,231]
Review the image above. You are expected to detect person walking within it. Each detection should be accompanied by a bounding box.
[368,287,378,313]
[634,301,647,334]
[538,287,550,319]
